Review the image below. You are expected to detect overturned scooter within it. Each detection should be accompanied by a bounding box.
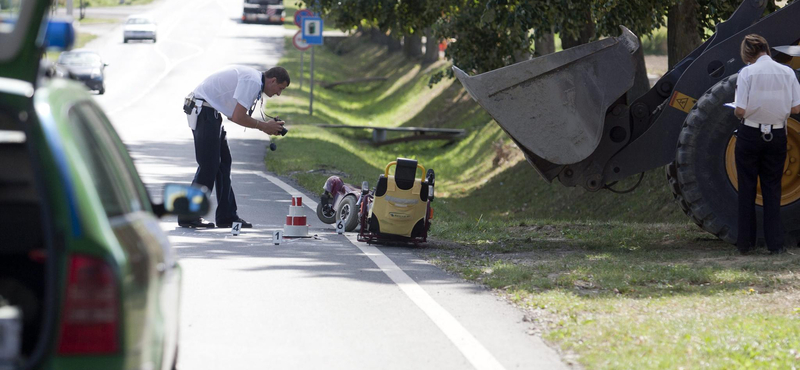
[317,176,366,232]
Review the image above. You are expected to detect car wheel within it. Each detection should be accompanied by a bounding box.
[336,195,360,232]
[152,37,157,43]
[123,38,128,43]
[98,86,105,95]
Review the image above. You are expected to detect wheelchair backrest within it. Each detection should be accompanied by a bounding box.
[394,158,418,190]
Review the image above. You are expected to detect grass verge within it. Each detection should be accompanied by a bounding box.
[422,221,800,369]
[54,0,154,6]
[76,17,119,24]
[267,34,800,369]
[45,32,98,61]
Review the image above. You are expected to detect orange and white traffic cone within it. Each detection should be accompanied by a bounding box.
[283,196,310,238]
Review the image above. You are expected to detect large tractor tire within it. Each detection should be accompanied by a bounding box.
[665,161,701,226]
[674,73,800,246]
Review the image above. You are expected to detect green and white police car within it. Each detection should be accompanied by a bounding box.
[0,1,209,369]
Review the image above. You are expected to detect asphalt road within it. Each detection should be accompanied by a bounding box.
[82,0,570,369]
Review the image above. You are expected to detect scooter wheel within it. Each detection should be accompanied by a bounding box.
[336,195,360,232]
[317,202,336,224]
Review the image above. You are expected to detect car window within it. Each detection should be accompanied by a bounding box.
[83,103,153,213]
[0,0,22,33]
[58,52,101,66]
[0,0,33,63]
[68,102,145,217]
[126,17,152,25]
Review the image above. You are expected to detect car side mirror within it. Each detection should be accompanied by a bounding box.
[361,181,369,195]
[155,183,210,218]
[104,63,109,67]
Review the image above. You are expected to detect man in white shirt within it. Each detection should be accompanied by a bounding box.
[178,66,289,229]
[734,34,800,255]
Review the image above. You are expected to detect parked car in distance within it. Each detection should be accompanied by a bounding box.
[123,14,157,43]
[1,3,210,369]
[55,49,107,94]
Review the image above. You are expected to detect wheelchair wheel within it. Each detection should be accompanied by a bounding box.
[336,195,360,232]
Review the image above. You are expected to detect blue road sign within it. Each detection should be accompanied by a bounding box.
[302,17,323,45]
[294,9,313,27]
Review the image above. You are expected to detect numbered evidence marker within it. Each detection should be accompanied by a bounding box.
[336,219,345,234]
[231,221,242,236]
[273,230,283,245]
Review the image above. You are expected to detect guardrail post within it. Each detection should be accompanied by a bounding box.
[372,128,386,143]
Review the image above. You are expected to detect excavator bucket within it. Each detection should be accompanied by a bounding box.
[453,27,639,167]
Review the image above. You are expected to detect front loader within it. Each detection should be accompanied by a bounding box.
[454,0,800,245]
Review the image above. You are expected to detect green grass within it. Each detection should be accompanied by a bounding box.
[267,34,800,369]
[54,0,155,6]
[641,27,668,55]
[422,220,800,369]
[45,32,98,61]
[77,17,118,24]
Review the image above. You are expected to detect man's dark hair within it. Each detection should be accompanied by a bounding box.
[740,34,771,64]
[264,67,290,86]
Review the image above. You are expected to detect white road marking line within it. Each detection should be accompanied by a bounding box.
[251,170,506,370]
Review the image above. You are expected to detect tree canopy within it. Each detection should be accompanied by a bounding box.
[300,0,776,84]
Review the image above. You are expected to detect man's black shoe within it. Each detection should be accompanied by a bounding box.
[178,218,215,228]
[769,248,787,255]
[217,218,253,228]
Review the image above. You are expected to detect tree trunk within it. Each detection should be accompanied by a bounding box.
[387,30,402,53]
[668,0,701,70]
[533,30,555,57]
[560,10,595,50]
[513,47,531,63]
[403,34,422,58]
[370,28,384,44]
[423,28,439,63]
[629,35,651,103]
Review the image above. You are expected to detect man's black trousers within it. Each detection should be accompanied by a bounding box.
[179,107,238,223]
[735,124,787,252]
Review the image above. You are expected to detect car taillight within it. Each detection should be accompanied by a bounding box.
[57,254,119,355]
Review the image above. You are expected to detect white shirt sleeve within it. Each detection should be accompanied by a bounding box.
[735,68,750,110]
[791,73,800,108]
[233,77,261,111]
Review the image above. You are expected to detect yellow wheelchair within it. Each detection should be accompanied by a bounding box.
[358,158,435,245]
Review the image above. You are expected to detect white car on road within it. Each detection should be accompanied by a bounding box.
[123,15,157,43]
